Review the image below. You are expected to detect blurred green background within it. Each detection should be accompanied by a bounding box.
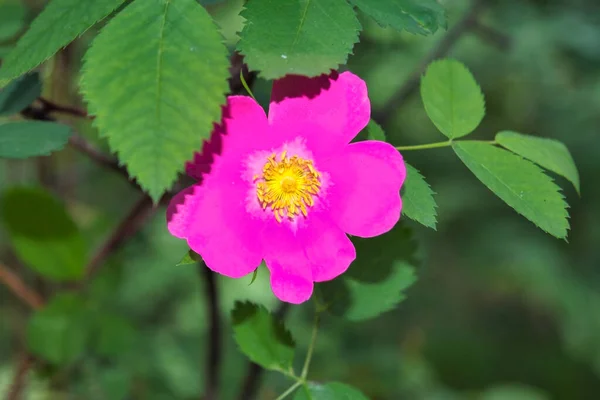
[2,0,600,399]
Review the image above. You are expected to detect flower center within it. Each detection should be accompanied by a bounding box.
[254,150,321,222]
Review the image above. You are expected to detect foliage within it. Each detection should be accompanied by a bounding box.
[1,187,86,281]
[81,0,229,200]
[420,58,486,139]
[0,0,595,399]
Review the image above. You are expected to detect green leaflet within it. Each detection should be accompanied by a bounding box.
[421,59,486,139]
[349,0,446,35]
[0,0,127,88]
[293,382,369,400]
[0,187,86,281]
[0,72,42,116]
[496,130,580,194]
[319,224,418,321]
[453,142,569,239]
[231,301,296,372]
[0,121,71,159]
[366,119,386,141]
[402,163,438,229]
[238,0,361,79]
[27,294,90,365]
[81,0,229,201]
[0,1,26,42]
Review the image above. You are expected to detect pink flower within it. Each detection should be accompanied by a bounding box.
[167,71,406,304]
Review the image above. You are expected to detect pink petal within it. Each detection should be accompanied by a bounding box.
[167,96,271,278]
[268,71,370,156]
[167,180,263,278]
[262,214,355,304]
[186,96,270,181]
[324,141,406,238]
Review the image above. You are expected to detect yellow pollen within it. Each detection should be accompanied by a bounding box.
[255,151,321,222]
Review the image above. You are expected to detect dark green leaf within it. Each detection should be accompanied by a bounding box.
[420,59,485,139]
[453,142,570,239]
[0,0,127,88]
[496,130,580,194]
[81,0,229,200]
[0,187,86,280]
[366,119,385,141]
[401,163,437,229]
[349,0,446,35]
[293,382,369,400]
[237,0,361,79]
[92,313,136,358]
[27,293,90,365]
[0,72,42,116]
[0,1,26,41]
[176,249,201,266]
[231,301,295,371]
[0,121,71,159]
[320,224,418,321]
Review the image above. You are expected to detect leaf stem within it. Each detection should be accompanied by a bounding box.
[395,140,452,151]
[274,380,303,400]
[395,139,497,151]
[301,312,320,380]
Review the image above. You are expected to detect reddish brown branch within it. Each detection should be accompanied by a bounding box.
[200,265,221,400]
[0,263,43,310]
[37,97,91,119]
[6,354,35,400]
[85,195,159,281]
[67,132,129,178]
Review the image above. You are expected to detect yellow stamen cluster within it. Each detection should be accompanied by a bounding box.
[254,151,321,222]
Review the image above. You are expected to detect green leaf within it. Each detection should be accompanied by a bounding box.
[496,131,580,194]
[231,301,295,371]
[237,0,361,79]
[420,59,485,139]
[0,187,86,280]
[349,0,446,35]
[92,313,136,358]
[401,163,437,229]
[366,119,385,141]
[0,72,42,116]
[176,249,201,266]
[293,382,369,400]
[81,0,229,201]
[27,293,90,365]
[320,224,418,321]
[0,121,71,159]
[0,1,26,41]
[0,0,127,88]
[453,142,570,239]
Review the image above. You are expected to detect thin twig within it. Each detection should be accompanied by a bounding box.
[67,132,129,179]
[37,97,91,119]
[471,20,512,51]
[374,0,490,125]
[6,354,35,400]
[20,106,133,186]
[200,265,221,400]
[84,195,159,281]
[236,302,291,400]
[0,263,43,309]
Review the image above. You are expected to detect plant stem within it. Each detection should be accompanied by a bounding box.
[301,313,320,380]
[274,380,303,400]
[395,139,497,151]
[200,265,221,400]
[395,140,452,151]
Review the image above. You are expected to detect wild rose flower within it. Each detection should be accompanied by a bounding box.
[167,71,406,304]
